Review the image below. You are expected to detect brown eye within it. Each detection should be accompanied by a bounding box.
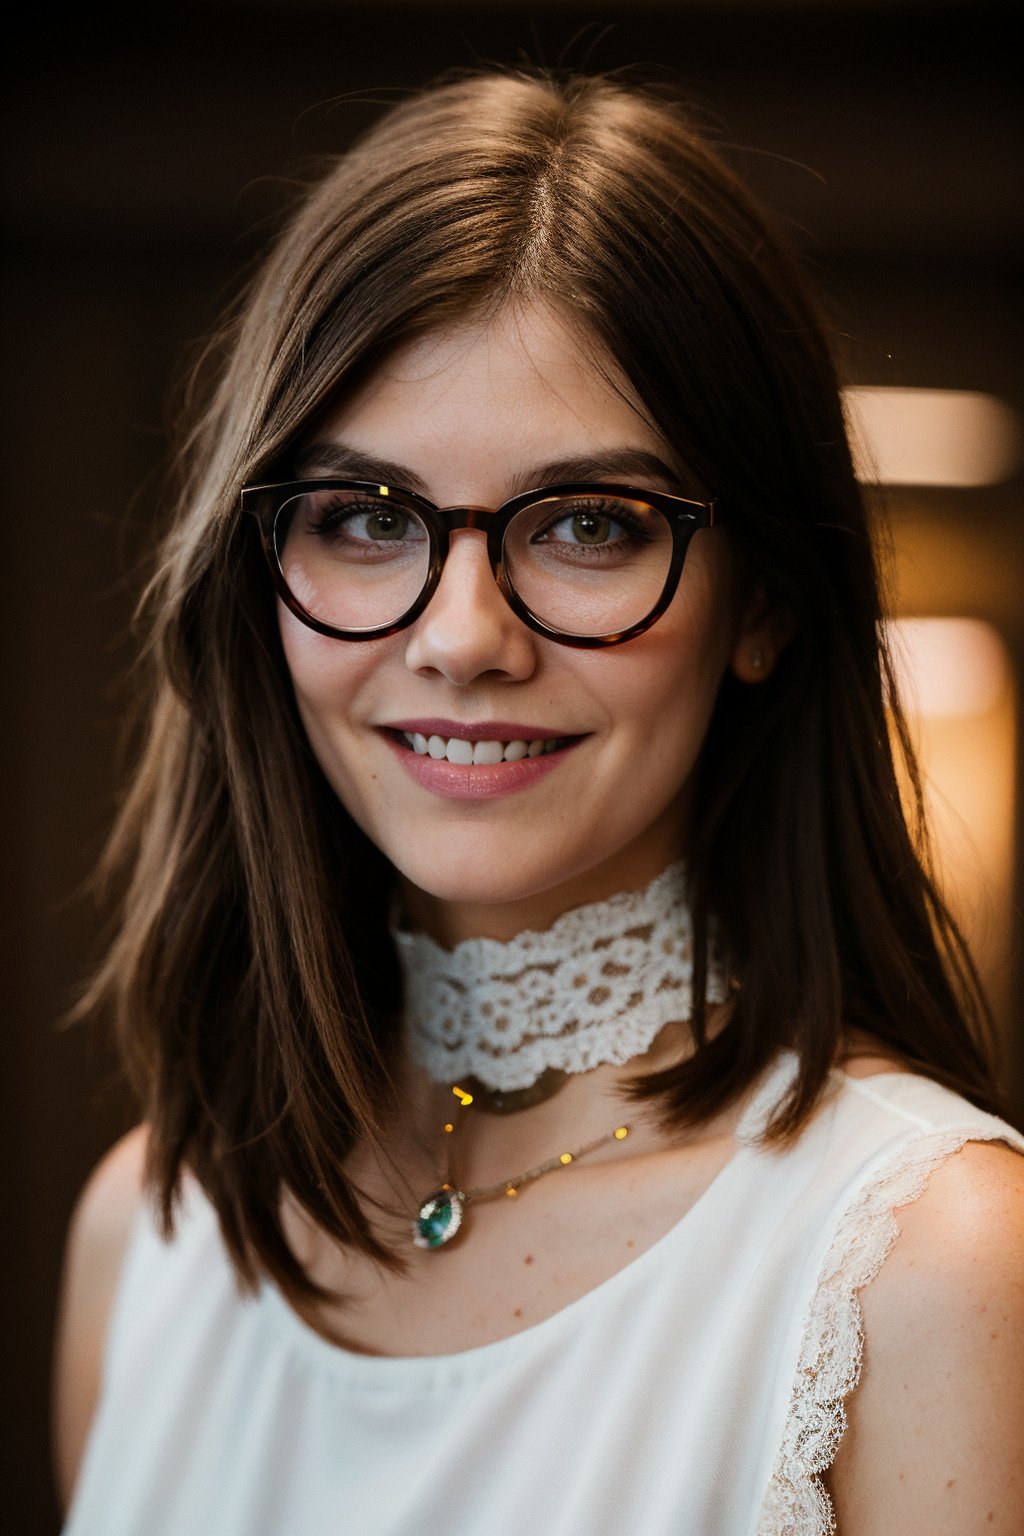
[310,503,415,541]
[361,507,408,540]
[569,512,612,545]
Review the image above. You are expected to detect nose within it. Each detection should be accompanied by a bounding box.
[403,529,537,685]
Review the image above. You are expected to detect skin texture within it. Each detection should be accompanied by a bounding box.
[824,1138,1024,1533]
[279,301,773,945]
[52,1126,148,1513]
[55,1076,1024,1531]
[53,301,1024,1530]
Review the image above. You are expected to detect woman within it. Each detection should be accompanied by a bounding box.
[54,69,1024,1534]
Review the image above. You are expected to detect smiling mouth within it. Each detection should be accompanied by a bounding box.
[392,730,576,765]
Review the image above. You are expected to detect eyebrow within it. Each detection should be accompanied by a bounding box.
[293,443,433,494]
[293,442,689,499]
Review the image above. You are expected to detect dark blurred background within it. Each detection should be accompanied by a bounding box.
[3,1,1021,1529]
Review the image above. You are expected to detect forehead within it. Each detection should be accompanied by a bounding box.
[299,301,692,498]
[339,300,631,407]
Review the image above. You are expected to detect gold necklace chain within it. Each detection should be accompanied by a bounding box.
[412,1084,630,1250]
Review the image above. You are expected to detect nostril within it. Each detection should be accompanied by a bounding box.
[403,579,538,684]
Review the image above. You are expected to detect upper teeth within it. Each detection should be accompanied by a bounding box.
[403,733,560,764]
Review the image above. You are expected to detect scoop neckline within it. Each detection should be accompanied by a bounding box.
[259,1136,756,1384]
[255,1050,802,1384]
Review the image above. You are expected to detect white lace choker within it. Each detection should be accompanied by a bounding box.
[393,862,729,1092]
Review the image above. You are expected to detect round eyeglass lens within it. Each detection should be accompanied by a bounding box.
[502,494,675,636]
[274,488,431,631]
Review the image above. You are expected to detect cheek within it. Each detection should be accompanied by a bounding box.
[601,557,734,756]
[277,606,368,770]
[278,610,332,733]
[613,651,725,786]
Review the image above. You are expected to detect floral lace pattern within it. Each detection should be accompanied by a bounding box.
[757,1120,1018,1535]
[394,861,729,1090]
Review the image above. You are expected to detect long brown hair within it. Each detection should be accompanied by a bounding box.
[78,68,1008,1307]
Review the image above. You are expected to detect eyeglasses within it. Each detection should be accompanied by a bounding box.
[240,478,717,647]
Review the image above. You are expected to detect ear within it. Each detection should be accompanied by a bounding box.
[729,587,796,684]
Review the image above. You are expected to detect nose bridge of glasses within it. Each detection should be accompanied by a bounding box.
[437,504,500,533]
[433,506,508,585]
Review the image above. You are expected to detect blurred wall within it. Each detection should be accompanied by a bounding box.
[3,3,1020,1529]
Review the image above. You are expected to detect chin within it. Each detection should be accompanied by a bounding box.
[386,824,682,936]
[393,845,570,910]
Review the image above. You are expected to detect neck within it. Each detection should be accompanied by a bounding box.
[394,860,730,1100]
[398,835,690,947]
[415,1021,687,1192]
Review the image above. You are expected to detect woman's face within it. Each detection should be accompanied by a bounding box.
[280,302,756,940]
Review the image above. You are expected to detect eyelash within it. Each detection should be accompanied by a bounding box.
[293,490,665,546]
[532,502,654,542]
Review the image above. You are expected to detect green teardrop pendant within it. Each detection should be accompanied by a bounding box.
[412,1187,465,1249]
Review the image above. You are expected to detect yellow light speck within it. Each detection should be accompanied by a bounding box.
[379,485,389,495]
[452,1085,473,1107]
[444,1123,454,1134]
[559,1152,573,1165]
[506,1185,518,1198]
[614,1127,629,1140]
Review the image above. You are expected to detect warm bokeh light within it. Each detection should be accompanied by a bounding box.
[888,617,1016,1030]
[888,616,1011,718]
[845,387,1021,486]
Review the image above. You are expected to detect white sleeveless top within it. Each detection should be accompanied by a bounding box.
[65,1054,1024,1536]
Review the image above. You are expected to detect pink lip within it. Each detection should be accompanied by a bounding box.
[385,718,570,741]
[381,730,583,800]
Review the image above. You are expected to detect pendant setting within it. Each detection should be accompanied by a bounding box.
[412,1185,465,1249]
[458,1068,567,1115]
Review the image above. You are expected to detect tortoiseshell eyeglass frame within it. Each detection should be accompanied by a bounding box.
[240,478,717,648]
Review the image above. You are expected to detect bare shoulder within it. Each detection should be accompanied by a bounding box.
[827,1137,1024,1534]
[53,1125,151,1513]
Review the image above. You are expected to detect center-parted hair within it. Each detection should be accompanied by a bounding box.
[79,69,1002,1312]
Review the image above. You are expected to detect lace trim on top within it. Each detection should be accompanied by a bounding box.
[394,861,729,1091]
[756,1116,1020,1536]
